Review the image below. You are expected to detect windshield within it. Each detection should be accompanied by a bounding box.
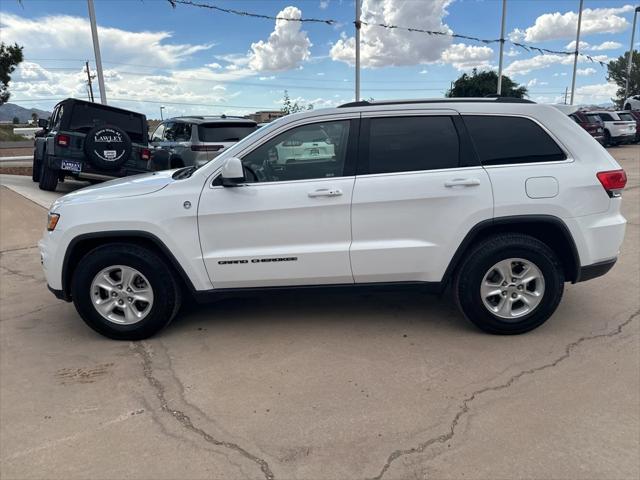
[198,123,257,142]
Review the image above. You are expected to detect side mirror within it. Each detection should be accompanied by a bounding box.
[221,157,245,186]
[37,118,48,128]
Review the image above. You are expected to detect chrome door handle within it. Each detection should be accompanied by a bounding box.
[308,188,343,198]
[444,178,481,188]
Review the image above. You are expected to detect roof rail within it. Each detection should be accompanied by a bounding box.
[338,97,535,108]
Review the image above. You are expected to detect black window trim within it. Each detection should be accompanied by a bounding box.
[461,113,572,168]
[356,113,477,176]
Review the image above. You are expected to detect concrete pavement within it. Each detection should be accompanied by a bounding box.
[1,146,638,479]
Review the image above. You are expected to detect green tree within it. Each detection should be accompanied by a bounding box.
[281,90,313,114]
[446,69,527,98]
[12,116,19,124]
[607,50,639,107]
[0,42,24,105]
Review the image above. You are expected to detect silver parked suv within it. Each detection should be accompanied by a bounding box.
[150,115,258,168]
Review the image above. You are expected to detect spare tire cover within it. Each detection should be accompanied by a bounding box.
[84,125,132,170]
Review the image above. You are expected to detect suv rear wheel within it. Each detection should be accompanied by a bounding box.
[38,158,59,191]
[71,243,182,340]
[454,234,564,334]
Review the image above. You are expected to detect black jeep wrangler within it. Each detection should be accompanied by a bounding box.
[33,98,152,191]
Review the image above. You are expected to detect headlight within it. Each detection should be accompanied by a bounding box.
[47,212,60,231]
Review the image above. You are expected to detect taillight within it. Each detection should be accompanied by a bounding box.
[191,145,223,152]
[56,134,70,147]
[597,169,627,198]
[140,148,151,161]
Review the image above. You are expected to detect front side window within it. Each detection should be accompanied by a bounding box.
[366,116,460,174]
[165,122,191,141]
[464,115,566,165]
[241,120,351,183]
[598,113,614,122]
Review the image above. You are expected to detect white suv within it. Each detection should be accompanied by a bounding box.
[39,98,627,340]
[589,110,636,146]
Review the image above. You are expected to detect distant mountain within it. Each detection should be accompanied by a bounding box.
[0,103,52,123]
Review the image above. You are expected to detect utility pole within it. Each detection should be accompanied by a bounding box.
[87,0,107,104]
[623,6,640,103]
[355,0,361,102]
[160,106,165,120]
[85,61,95,102]
[569,0,584,105]
[496,0,507,95]
[564,86,569,104]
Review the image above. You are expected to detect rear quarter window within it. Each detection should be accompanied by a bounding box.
[464,115,566,166]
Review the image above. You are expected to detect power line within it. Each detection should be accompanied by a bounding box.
[166,0,336,24]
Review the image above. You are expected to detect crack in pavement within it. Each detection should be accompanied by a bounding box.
[0,264,41,281]
[0,245,39,255]
[0,303,64,323]
[370,309,640,480]
[131,341,275,480]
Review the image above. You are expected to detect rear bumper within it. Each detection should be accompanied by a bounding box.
[46,155,149,176]
[611,133,636,143]
[575,258,617,283]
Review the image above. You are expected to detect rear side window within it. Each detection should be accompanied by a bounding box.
[69,104,146,143]
[198,123,257,143]
[366,116,459,174]
[586,114,603,124]
[464,116,566,166]
[618,113,634,121]
[598,113,614,121]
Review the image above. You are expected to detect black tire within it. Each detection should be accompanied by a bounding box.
[32,149,41,182]
[604,130,612,147]
[454,234,564,335]
[71,243,182,340]
[84,125,132,170]
[38,158,58,191]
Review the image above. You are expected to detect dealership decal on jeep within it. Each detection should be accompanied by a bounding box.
[39,98,627,340]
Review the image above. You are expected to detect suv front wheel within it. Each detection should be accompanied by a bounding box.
[71,243,182,340]
[454,234,564,334]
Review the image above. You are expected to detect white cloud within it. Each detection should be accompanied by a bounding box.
[419,69,429,74]
[577,67,597,76]
[0,13,213,68]
[590,41,623,51]
[573,82,618,104]
[565,40,590,50]
[504,48,521,57]
[248,6,312,72]
[441,43,494,71]
[330,0,453,67]
[566,40,623,51]
[510,5,635,42]
[319,1,329,9]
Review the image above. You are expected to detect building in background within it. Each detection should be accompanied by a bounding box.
[247,110,285,123]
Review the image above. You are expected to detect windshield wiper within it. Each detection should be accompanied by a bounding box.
[172,165,197,179]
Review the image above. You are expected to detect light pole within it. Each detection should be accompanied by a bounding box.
[570,0,584,105]
[623,6,640,103]
[160,106,165,120]
[87,0,107,104]
[355,0,361,102]
[497,0,507,95]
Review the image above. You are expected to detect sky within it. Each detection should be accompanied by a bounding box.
[1,0,638,119]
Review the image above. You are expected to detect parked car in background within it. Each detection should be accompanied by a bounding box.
[590,110,637,146]
[623,95,640,110]
[617,110,640,143]
[568,111,605,144]
[149,116,258,168]
[40,98,627,340]
[33,98,151,191]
